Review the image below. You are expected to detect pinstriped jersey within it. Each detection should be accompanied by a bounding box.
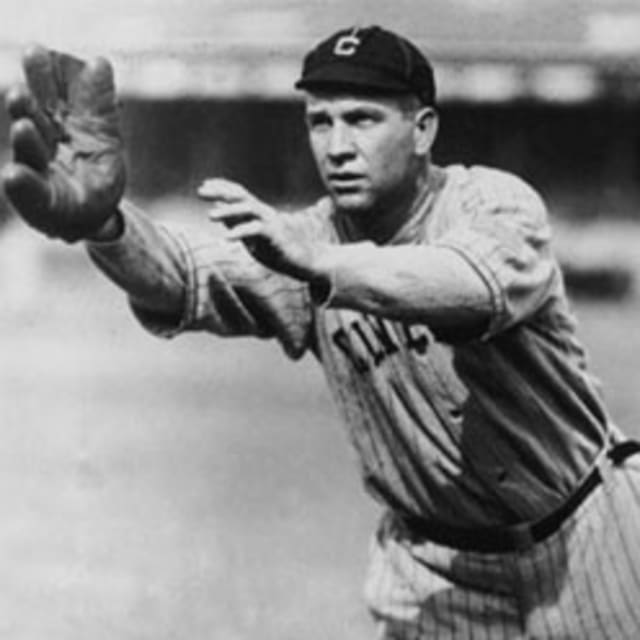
[88,164,612,528]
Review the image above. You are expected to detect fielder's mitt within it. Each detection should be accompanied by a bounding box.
[2,46,126,242]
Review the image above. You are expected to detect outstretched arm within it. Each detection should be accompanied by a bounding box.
[88,199,314,358]
[200,178,493,336]
[201,176,558,340]
[1,46,184,320]
[2,46,126,242]
[1,48,314,356]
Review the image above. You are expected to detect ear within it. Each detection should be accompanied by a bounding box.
[413,107,438,156]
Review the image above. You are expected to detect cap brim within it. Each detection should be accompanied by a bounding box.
[294,62,410,95]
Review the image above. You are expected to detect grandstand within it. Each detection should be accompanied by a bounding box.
[2,1,640,223]
[1,0,640,100]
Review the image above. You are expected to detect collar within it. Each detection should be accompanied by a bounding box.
[332,164,448,245]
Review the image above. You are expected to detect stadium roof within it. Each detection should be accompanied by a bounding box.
[2,0,640,101]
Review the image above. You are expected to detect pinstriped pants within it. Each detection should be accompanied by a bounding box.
[364,457,640,639]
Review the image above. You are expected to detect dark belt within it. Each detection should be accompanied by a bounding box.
[401,440,640,554]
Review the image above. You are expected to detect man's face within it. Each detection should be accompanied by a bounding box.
[304,92,428,214]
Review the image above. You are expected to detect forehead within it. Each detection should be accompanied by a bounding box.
[303,90,407,114]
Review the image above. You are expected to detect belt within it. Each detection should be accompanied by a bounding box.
[401,440,640,554]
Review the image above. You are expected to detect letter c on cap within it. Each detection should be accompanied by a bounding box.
[334,34,361,57]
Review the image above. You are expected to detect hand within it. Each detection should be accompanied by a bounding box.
[1,46,126,242]
[198,178,328,282]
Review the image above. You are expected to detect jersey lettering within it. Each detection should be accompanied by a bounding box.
[332,326,370,374]
[331,317,430,373]
[351,320,387,367]
[402,324,429,355]
[362,316,400,360]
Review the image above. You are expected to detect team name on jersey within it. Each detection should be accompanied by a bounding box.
[331,315,431,374]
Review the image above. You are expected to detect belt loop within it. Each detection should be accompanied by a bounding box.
[510,523,535,552]
[596,449,615,494]
[606,423,626,448]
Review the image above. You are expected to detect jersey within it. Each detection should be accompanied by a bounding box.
[311,165,611,528]
[87,163,613,529]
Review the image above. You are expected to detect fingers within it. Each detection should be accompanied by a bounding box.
[24,47,86,109]
[1,162,52,227]
[22,45,60,114]
[9,118,50,172]
[72,56,118,121]
[5,85,36,120]
[200,179,277,245]
[198,178,250,203]
[224,220,265,241]
[5,85,59,152]
[200,178,275,222]
[208,202,258,226]
[51,50,85,101]
[207,201,269,243]
[21,46,119,141]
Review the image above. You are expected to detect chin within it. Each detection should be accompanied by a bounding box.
[331,191,375,214]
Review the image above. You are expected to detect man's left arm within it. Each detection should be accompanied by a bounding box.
[202,177,558,339]
[306,241,494,333]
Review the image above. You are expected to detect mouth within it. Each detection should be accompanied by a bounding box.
[327,172,365,193]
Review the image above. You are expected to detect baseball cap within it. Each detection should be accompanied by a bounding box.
[295,25,436,105]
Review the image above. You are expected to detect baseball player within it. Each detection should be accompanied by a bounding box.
[4,26,640,639]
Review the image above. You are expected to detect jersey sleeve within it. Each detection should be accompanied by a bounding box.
[88,200,315,360]
[434,168,561,338]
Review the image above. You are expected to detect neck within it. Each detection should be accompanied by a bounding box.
[340,164,444,244]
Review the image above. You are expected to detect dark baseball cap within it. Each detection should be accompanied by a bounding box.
[295,25,436,105]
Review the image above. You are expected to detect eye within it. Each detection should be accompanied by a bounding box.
[345,109,380,128]
[306,112,332,131]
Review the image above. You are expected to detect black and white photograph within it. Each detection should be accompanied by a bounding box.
[2,1,640,638]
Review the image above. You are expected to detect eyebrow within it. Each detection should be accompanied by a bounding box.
[305,102,387,117]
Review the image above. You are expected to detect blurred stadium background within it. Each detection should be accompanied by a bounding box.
[1,1,640,639]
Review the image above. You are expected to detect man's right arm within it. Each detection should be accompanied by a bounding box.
[86,201,186,325]
[86,199,315,359]
[2,47,314,358]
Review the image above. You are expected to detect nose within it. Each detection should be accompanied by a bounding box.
[327,121,355,163]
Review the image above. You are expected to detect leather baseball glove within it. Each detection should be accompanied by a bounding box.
[2,46,126,242]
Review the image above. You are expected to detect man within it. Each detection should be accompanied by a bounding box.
[3,25,640,639]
